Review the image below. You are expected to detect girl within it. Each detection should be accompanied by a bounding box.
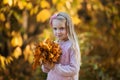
[41,12,81,80]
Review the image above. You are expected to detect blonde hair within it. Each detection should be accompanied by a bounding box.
[50,12,81,67]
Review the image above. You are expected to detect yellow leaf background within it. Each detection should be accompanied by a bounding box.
[40,0,50,8]
[36,9,51,22]
[11,32,23,47]
[0,13,6,21]
[12,47,22,59]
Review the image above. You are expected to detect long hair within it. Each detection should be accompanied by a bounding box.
[50,12,81,67]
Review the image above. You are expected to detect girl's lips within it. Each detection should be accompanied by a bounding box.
[56,35,62,37]
[56,34,61,37]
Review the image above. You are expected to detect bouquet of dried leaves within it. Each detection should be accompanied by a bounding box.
[32,39,62,70]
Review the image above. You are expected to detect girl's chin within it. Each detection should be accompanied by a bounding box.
[57,38,69,41]
[57,38,62,40]
[56,36,61,39]
[56,37,62,40]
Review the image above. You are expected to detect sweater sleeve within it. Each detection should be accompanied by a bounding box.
[54,48,80,77]
[41,65,50,73]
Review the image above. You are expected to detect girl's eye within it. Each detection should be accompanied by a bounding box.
[53,28,57,30]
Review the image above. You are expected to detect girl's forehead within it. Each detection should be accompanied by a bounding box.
[52,19,66,26]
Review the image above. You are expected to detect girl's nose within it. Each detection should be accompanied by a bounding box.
[56,29,61,34]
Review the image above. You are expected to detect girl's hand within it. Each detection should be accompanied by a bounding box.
[43,62,55,70]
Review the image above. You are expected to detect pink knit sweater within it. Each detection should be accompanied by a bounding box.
[41,40,80,80]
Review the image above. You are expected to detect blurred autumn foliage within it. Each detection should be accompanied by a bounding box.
[0,0,120,80]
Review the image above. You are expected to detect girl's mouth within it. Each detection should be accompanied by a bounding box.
[56,35,62,37]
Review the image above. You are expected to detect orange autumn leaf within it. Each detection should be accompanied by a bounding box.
[32,38,62,70]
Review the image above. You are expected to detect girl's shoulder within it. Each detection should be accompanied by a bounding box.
[66,40,72,48]
[62,40,73,51]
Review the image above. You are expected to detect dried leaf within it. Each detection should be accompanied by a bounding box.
[32,38,62,70]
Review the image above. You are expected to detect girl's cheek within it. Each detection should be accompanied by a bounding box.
[53,31,56,36]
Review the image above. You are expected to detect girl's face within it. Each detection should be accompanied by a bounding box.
[52,19,68,41]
